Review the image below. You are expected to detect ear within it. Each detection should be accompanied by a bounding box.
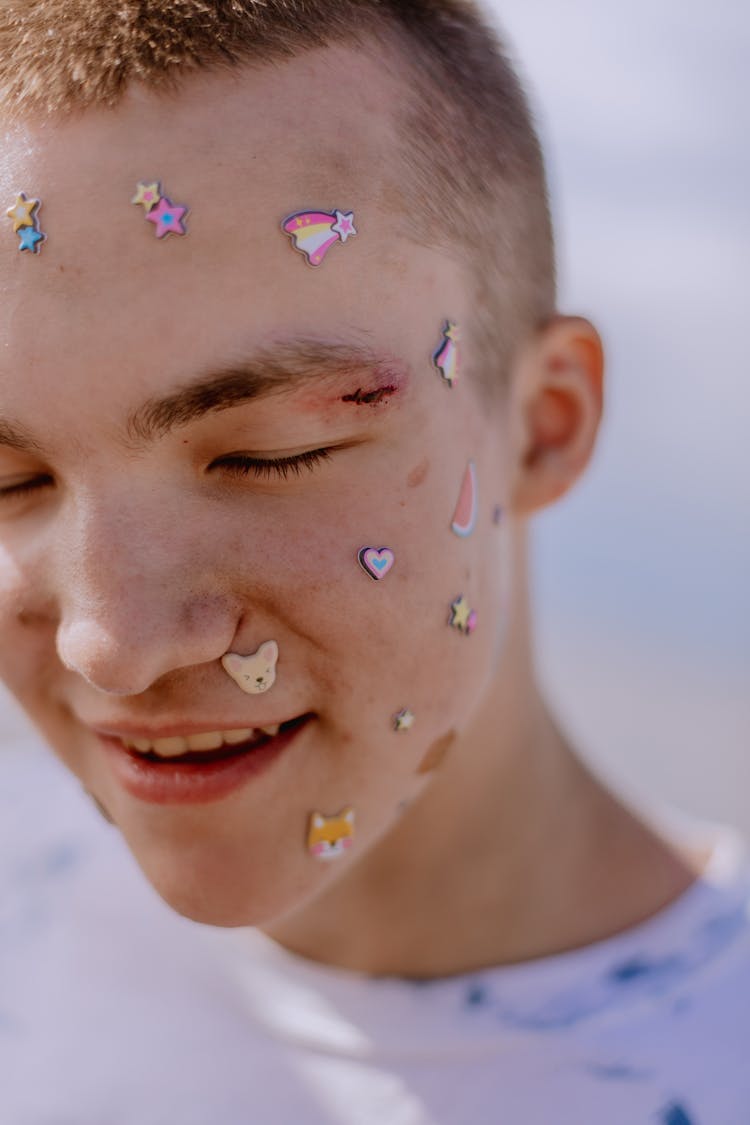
[343,809,355,825]
[508,316,604,516]
[312,813,324,828]
[221,653,241,674]
[260,641,279,662]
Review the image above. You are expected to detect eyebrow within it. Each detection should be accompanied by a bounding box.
[126,340,406,445]
[0,419,44,455]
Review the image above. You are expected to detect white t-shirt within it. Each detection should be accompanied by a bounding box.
[1,746,749,1125]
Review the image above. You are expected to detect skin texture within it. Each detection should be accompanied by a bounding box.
[0,45,700,975]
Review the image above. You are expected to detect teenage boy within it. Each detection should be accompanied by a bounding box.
[0,2,748,1122]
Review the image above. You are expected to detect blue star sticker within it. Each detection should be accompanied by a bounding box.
[18,226,45,253]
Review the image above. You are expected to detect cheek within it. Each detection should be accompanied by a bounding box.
[220,470,498,740]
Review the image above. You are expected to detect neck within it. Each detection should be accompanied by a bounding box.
[265,529,700,976]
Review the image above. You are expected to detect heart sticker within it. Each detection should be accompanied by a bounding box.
[358,546,395,581]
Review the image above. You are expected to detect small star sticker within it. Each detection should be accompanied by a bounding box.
[131,181,162,212]
[145,196,188,238]
[6,193,39,232]
[393,709,415,732]
[331,210,357,242]
[449,595,475,634]
[444,321,460,342]
[17,226,45,253]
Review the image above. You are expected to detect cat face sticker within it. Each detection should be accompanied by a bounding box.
[221,641,279,695]
[307,808,355,860]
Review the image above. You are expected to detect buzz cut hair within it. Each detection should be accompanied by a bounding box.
[0,0,556,388]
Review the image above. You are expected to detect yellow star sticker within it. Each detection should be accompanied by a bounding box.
[449,595,472,632]
[444,322,460,342]
[6,193,39,232]
[131,181,162,212]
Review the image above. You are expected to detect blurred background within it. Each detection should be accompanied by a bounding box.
[492,0,749,835]
[0,1,746,841]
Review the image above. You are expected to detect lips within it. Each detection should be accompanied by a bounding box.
[95,714,314,804]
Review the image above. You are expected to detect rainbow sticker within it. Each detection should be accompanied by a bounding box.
[433,321,460,387]
[282,208,357,267]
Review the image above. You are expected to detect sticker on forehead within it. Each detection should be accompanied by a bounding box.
[433,321,461,387]
[132,180,188,238]
[282,209,357,267]
[307,808,355,860]
[451,461,478,538]
[6,192,46,254]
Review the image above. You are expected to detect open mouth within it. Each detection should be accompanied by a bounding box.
[120,714,312,765]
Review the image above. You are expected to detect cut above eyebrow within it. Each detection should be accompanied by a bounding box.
[127,341,405,445]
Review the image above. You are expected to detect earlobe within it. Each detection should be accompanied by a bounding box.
[509,317,604,516]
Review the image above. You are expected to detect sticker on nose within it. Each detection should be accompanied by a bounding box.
[221,641,279,695]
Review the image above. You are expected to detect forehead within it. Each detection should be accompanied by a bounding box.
[0,45,463,415]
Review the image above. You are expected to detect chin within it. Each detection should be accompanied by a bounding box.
[126,835,325,930]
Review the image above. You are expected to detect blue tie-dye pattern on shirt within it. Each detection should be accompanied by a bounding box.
[0,838,87,953]
[608,953,687,985]
[470,902,750,1031]
[660,1101,696,1124]
[584,1061,654,1082]
[465,983,489,1008]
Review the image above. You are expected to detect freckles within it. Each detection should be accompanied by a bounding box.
[417,730,456,775]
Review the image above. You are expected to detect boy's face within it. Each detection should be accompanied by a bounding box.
[0,47,512,924]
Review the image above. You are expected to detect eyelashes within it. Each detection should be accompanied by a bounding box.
[0,450,333,506]
[214,448,333,481]
[0,475,54,501]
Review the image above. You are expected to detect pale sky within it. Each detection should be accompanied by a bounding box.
[490,0,749,665]
[489,1,749,831]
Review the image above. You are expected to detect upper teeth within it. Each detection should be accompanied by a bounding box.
[123,726,280,758]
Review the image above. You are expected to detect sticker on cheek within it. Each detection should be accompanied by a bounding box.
[221,640,279,695]
[451,461,478,537]
[307,808,356,860]
[393,708,415,732]
[432,321,461,387]
[358,546,395,581]
[282,208,357,267]
[449,595,477,636]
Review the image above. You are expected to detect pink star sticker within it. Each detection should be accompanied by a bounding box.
[331,210,357,243]
[145,196,188,238]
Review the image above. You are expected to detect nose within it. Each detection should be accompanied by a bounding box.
[53,492,240,695]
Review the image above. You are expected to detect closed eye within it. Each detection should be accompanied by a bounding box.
[212,448,332,480]
[0,474,54,501]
